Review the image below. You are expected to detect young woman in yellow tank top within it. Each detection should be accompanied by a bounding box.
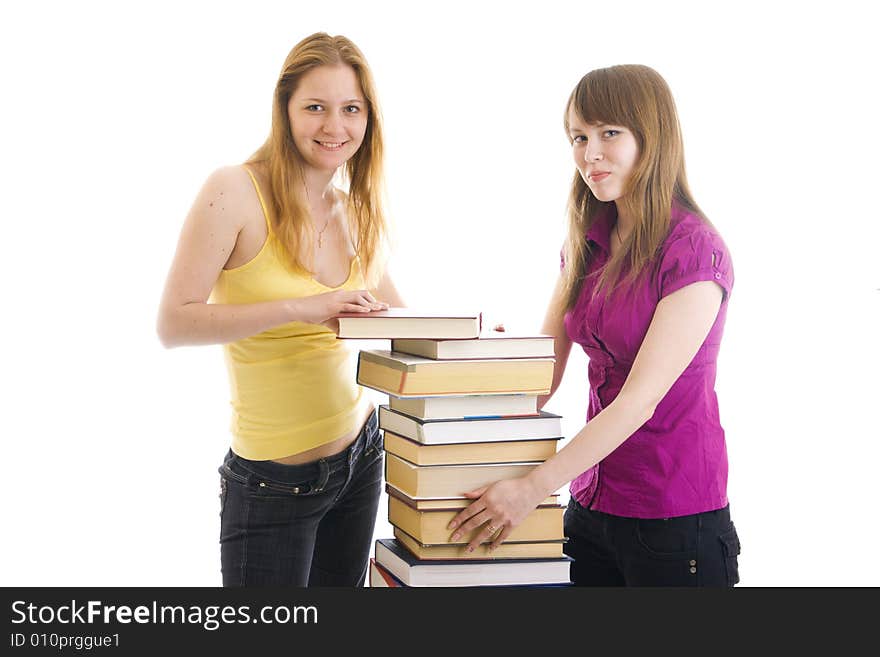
[157,33,404,586]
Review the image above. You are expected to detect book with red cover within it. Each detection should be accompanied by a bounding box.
[369,557,404,587]
[334,308,482,339]
[374,538,572,587]
[369,552,572,587]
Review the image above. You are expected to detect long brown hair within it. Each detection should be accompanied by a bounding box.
[560,64,706,309]
[248,33,387,285]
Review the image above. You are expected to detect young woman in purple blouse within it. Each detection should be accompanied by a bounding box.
[449,65,741,586]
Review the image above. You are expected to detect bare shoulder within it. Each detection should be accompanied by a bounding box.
[189,164,264,233]
[200,165,258,213]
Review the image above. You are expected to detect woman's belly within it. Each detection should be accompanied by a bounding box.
[270,402,375,465]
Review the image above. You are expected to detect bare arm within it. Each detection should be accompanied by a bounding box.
[538,273,573,410]
[450,280,724,550]
[156,167,383,348]
[529,280,723,493]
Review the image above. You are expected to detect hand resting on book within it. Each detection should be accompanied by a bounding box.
[447,477,548,553]
[292,289,387,327]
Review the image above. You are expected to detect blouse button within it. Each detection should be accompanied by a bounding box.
[714,272,721,279]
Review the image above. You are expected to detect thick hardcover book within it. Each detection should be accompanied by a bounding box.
[387,495,564,545]
[383,431,559,466]
[357,350,554,397]
[379,405,562,445]
[374,538,572,587]
[391,334,554,360]
[392,526,565,561]
[384,453,541,499]
[388,394,539,420]
[369,558,404,587]
[384,483,559,509]
[370,551,572,587]
[334,309,482,339]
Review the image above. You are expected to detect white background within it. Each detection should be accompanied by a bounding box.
[1,0,877,587]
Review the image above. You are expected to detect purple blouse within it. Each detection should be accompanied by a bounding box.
[563,203,733,518]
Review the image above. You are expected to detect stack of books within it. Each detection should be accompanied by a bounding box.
[336,309,572,587]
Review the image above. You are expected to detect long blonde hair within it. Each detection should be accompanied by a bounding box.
[561,64,706,309]
[248,33,387,285]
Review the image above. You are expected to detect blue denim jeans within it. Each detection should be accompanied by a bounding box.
[563,497,741,587]
[218,410,383,587]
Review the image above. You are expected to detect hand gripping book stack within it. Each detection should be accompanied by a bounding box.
[335,309,572,587]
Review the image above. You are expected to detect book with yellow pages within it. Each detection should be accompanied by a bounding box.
[392,526,565,561]
[357,350,554,397]
[379,405,562,445]
[383,431,559,466]
[391,334,554,360]
[387,495,564,546]
[384,483,559,509]
[334,308,481,339]
[384,453,541,499]
[388,394,539,420]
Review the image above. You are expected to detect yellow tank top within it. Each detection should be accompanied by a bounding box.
[210,167,366,460]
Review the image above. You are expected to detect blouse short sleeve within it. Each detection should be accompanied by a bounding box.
[658,226,733,301]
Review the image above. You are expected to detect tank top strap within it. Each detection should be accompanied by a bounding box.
[242,165,272,234]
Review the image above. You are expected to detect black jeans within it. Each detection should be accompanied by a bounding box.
[563,497,741,587]
[218,411,383,587]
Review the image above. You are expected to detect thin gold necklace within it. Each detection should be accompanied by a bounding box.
[304,179,333,248]
[316,213,331,248]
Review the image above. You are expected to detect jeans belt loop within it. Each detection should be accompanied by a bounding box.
[351,420,368,465]
[313,458,330,493]
[349,435,361,466]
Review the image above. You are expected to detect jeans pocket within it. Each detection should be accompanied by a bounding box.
[251,474,329,498]
[635,517,698,559]
[223,448,340,499]
[719,524,741,586]
[563,497,583,534]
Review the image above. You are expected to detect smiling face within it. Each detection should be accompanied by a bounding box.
[567,105,639,204]
[287,64,368,174]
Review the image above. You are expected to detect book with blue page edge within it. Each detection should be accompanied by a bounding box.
[379,405,562,445]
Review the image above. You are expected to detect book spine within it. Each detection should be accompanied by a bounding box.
[397,370,408,394]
